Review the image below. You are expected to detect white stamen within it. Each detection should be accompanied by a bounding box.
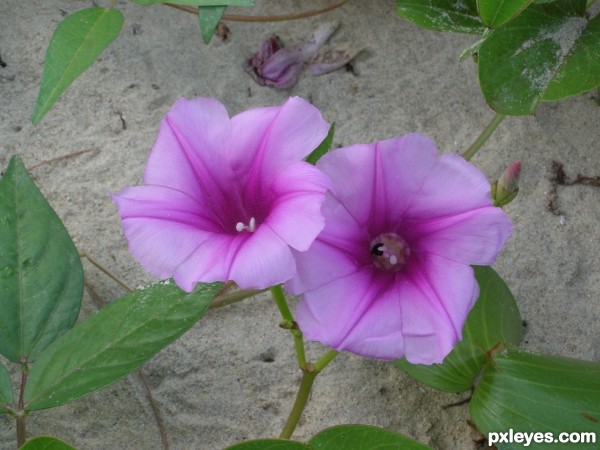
[389,255,398,265]
[236,217,257,233]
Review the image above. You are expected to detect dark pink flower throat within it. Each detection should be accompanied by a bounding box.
[370,232,410,272]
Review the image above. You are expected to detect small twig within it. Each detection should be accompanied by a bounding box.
[27,148,98,171]
[164,0,349,22]
[547,161,600,216]
[80,252,132,292]
[16,359,29,447]
[442,395,471,409]
[137,370,170,450]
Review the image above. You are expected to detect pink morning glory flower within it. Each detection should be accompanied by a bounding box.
[286,134,512,364]
[113,96,330,291]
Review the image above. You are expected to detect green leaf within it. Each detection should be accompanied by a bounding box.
[0,362,13,413]
[130,0,254,5]
[224,440,310,450]
[32,7,124,125]
[198,6,227,44]
[18,436,76,450]
[24,281,221,411]
[470,348,600,449]
[0,156,83,363]
[462,267,522,348]
[306,123,336,165]
[478,0,599,115]
[309,425,432,449]
[395,266,522,392]
[477,0,533,28]
[224,426,431,449]
[396,0,486,34]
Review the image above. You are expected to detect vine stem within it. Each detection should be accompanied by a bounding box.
[461,112,505,161]
[279,350,339,439]
[16,360,28,447]
[164,0,350,22]
[270,285,307,368]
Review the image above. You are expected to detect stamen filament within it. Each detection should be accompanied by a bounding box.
[236,217,257,233]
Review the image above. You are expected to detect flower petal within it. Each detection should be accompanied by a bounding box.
[335,281,405,360]
[394,152,494,222]
[266,162,329,252]
[112,185,218,281]
[143,97,237,215]
[286,240,360,295]
[173,233,241,292]
[230,97,329,192]
[228,224,297,289]
[400,255,479,364]
[295,268,378,349]
[408,206,512,265]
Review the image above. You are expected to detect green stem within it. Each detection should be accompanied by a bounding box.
[209,288,266,309]
[279,351,339,440]
[313,349,339,372]
[279,369,317,439]
[461,112,505,161]
[270,285,307,368]
[270,285,293,321]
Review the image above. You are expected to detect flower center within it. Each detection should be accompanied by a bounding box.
[370,232,410,272]
[236,217,257,233]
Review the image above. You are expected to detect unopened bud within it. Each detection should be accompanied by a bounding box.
[492,161,521,207]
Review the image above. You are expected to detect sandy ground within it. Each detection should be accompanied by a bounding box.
[1,1,599,449]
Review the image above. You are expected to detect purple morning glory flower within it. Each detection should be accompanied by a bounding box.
[113,96,330,291]
[286,134,512,364]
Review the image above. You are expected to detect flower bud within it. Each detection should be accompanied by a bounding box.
[492,161,521,207]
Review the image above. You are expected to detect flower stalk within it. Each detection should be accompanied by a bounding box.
[461,112,505,161]
[279,350,339,440]
[271,286,339,439]
[279,369,317,439]
[271,285,307,368]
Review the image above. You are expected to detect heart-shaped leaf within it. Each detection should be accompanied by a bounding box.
[470,347,600,449]
[396,0,485,34]
[0,156,83,363]
[32,7,124,124]
[396,266,522,392]
[24,281,221,411]
[477,0,533,28]
[478,0,599,115]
